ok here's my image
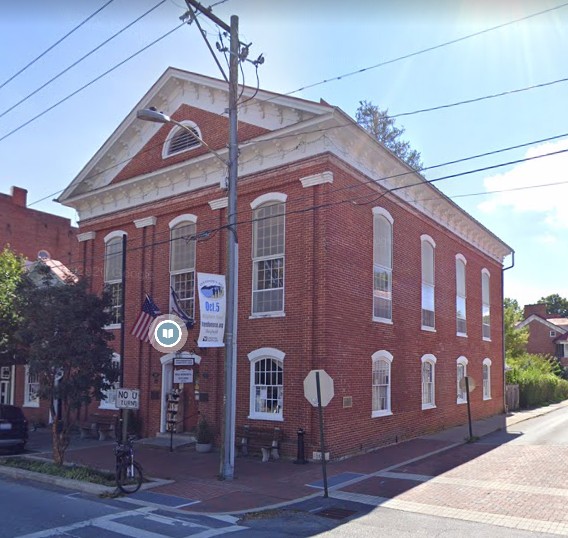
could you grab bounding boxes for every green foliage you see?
[504,298,528,359]
[0,457,116,486]
[538,294,568,317]
[506,352,568,408]
[356,100,423,170]
[0,246,25,363]
[196,416,213,444]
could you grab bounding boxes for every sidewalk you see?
[19,401,568,515]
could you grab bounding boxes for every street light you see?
[136,108,228,167]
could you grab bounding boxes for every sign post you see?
[304,369,334,498]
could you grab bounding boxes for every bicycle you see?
[114,434,143,494]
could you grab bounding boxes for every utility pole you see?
[185,0,239,480]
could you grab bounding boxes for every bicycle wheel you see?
[116,461,143,494]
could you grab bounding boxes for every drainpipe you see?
[502,251,515,413]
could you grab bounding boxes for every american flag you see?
[170,287,194,329]
[131,295,161,341]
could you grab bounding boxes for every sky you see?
[1,0,568,307]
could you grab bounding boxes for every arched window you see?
[104,231,126,326]
[483,358,492,400]
[421,354,437,409]
[373,208,393,322]
[482,269,491,340]
[372,350,393,417]
[248,348,285,421]
[456,255,467,336]
[251,194,286,315]
[169,216,197,319]
[456,356,468,404]
[163,121,202,157]
[421,235,436,330]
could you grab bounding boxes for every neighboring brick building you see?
[518,304,568,367]
[0,186,77,419]
[58,68,513,459]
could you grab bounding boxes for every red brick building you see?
[58,69,513,459]
[518,304,568,367]
[0,185,77,420]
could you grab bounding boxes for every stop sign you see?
[304,369,334,407]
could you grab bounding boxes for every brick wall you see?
[77,153,505,459]
[526,319,557,356]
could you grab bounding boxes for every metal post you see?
[316,371,329,498]
[120,234,128,444]
[220,14,239,481]
[465,376,473,441]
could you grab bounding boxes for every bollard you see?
[293,427,308,464]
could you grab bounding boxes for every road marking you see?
[332,490,568,536]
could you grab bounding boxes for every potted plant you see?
[195,417,213,453]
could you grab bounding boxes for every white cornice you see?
[300,171,334,188]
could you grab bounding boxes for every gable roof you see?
[517,313,568,335]
[57,67,513,263]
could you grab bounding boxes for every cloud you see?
[478,139,568,228]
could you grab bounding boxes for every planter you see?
[195,442,212,453]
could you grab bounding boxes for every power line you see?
[252,1,568,106]
[0,0,115,91]
[0,23,186,145]
[0,1,167,121]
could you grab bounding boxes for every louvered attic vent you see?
[165,123,201,157]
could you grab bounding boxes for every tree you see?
[504,298,528,359]
[538,294,568,318]
[16,265,118,465]
[0,246,25,365]
[356,100,423,170]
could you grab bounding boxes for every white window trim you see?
[104,231,126,329]
[482,268,491,342]
[421,354,437,410]
[169,214,198,229]
[251,194,286,317]
[162,121,202,159]
[421,235,436,331]
[372,350,393,418]
[456,254,467,337]
[99,353,120,410]
[372,207,394,324]
[483,358,492,400]
[247,348,285,421]
[23,365,39,408]
[456,356,468,405]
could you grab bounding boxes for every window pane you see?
[421,241,434,285]
[253,258,284,313]
[105,238,123,282]
[253,203,284,258]
[254,358,283,415]
[422,284,435,328]
[171,271,195,318]
[372,359,390,412]
[374,266,392,319]
[170,223,196,272]
[373,215,392,269]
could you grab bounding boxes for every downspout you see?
[502,250,515,413]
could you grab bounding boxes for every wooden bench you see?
[79,414,117,441]
[237,425,282,462]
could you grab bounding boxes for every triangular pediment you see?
[58,68,332,203]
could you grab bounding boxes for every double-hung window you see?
[456,255,467,336]
[483,358,492,400]
[372,351,393,417]
[421,354,436,409]
[248,348,285,421]
[169,216,197,319]
[104,232,126,326]
[421,235,436,330]
[373,208,393,322]
[457,356,468,404]
[482,269,491,340]
[24,365,39,407]
[251,194,286,316]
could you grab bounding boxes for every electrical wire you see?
[0,1,168,121]
[0,0,115,91]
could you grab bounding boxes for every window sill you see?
[421,326,436,333]
[373,317,393,325]
[249,312,285,320]
[372,410,393,418]
[99,403,118,411]
[421,403,436,410]
[457,399,467,405]
[104,324,122,330]
[23,402,39,408]
[457,332,468,338]
[247,413,284,422]
[483,337,491,342]
[483,396,492,401]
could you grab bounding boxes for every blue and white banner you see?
[197,273,226,348]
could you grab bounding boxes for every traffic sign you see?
[304,369,334,407]
[116,388,140,410]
